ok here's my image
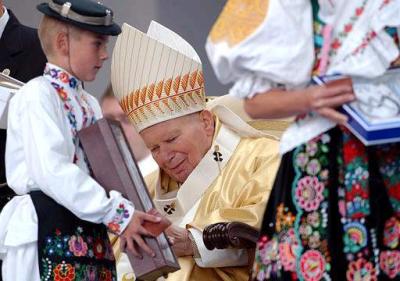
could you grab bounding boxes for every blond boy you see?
[0,1,159,280]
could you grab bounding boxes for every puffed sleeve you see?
[206,0,314,98]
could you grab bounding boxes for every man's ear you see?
[199,110,215,137]
[55,31,69,56]
[0,2,4,17]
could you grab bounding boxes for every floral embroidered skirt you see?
[252,127,400,281]
[30,191,117,281]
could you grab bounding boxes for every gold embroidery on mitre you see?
[156,80,164,99]
[140,86,147,104]
[173,76,181,94]
[189,70,198,89]
[147,84,155,101]
[123,70,205,131]
[120,99,128,113]
[181,73,189,91]
[179,95,189,107]
[209,0,269,46]
[164,79,173,96]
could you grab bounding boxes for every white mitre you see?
[111,21,205,132]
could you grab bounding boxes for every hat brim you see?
[37,3,121,36]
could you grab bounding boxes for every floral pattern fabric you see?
[252,0,400,280]
[253,128,400,280]
[43,64,96,164]
[40,226,116,281]
[106,203,130,234]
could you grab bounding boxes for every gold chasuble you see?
[145,115,280,281]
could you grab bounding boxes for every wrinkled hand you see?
[304,82,355,124]
[120,211,161,258]
[165,225,193,257]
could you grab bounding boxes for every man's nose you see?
[160,146,174,164]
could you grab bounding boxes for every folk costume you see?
[0,1,135,281]
[207,0,400,280]
[110,22,281,281]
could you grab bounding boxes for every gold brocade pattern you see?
[209,0,269,46]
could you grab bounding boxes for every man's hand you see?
[120,211,161,258]
[304,81,355,124]
[165,225,193,257]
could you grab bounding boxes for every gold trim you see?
[248,119,292,132]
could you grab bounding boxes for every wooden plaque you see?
[78,118,180,280]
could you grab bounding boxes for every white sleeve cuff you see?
[102,191,135,235]
[188,228,248,268]
[229,75,276,99]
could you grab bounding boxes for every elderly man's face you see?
[141,110,215,183]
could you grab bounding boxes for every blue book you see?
[312,68,400,145]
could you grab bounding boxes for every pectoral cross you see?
[163,202,176,215]
[213,145,223,173]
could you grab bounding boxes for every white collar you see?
[43,63,83,93]
[153,123,242,222]
[0,7,9,40]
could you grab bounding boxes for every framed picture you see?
[79,118,179,280]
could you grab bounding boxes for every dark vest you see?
[0,9,47,208]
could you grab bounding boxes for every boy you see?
[0,1,159,280]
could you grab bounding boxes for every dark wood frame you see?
[78,118,179,281]
[203,222,259,281]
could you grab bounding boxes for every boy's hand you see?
[142,208,171,237]
[120,211,161,258]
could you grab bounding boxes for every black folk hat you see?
[37,0,121,36]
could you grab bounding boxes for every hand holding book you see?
[306,77,354,124]
[313,69,400,145]
[142,208,171,237]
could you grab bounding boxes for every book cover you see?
[313,69,400,145]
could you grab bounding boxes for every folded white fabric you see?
[0,195,38,253]
[207,0,400,99]
[206,0,314,98]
